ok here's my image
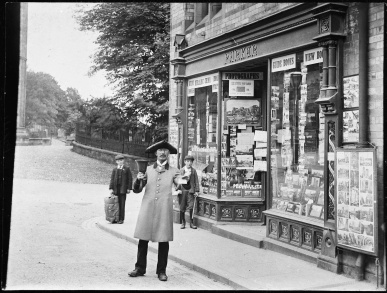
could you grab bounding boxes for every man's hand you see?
[137,172,145,180]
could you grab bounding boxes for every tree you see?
[75,3,170,140]
[26,71,65,129]
[62,88,83,135]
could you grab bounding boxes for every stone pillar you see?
[16,2,29,144]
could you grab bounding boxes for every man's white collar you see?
[157,160,167,166]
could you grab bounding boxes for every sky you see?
[27,2,113,100]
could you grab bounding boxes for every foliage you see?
[75,2,170,139]
[26,71,84,136]
[26,71,64,128]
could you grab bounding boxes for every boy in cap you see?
[129,140,191,281]
[109,154,133,224]
[177,155,199,229]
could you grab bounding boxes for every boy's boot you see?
[180,211,186,229]
[189,210,197,229]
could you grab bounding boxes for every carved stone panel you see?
[269,219,278,238]
[198,200,204,216]
[315,232,323,251]
[302,229,313,248]
[290,226,301,245]
[210,204,217,219]
[280,223,290,241]
[234,207,248,221]
[204,202,210,217]
[220,206,232,220]
[249,207,261,221]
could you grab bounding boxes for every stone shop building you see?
[169,2,385,285]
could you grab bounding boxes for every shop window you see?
[270,52,325,219]
[188,86,218,196]
[221,78,264,199]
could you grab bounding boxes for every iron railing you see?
[75,123,155,158]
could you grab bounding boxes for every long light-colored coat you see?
[133,162,182,242]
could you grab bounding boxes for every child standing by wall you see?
[109,154,133,224]
[177,155,199,229]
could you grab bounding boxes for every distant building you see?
[169,3,385,286]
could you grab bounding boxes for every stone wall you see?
[72,141,155,177]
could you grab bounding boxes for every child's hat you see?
[184,155,194,161]
[115,154,125,160]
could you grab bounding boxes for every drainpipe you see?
[358,2,369,146]
[355,2,368,281]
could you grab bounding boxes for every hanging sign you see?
[335,148,378,256]
[303,47,323,66]
[229,79,254,97]
[271,54,296,72]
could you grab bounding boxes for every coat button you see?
[157,185,160,187]
[155,197,158,200]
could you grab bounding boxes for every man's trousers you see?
[135,239,169,274]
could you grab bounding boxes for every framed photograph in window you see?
[225,99,262,126]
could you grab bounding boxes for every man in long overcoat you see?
[129,140,190,282]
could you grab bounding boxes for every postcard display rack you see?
[215,79,267,200]
[335,148,378,256]
[270,62,325,220]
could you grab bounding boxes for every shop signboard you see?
[187,73,218,96]
[303,47,323,66]
[271,54,296,72]
[335,148,378,256]
[222,72,263,80]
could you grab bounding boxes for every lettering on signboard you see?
[303,48,323,66]
[225,44,259,64]
[223,72,263,80]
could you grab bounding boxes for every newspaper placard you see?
[335,148,378,256]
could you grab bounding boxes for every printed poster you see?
[335,149,377,256]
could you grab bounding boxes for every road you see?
[6,139,232,290]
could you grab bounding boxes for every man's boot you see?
[180,211,186,229]
[189,209,197,229]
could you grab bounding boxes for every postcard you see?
[237,132,255,145]
[254,160,267,171]
[254,130,267,142]
[309,205,323,218]
[254,148,267,158]
[236,155,254,168]
[235,144,253,155]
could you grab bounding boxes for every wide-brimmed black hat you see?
[145,140,177,154]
